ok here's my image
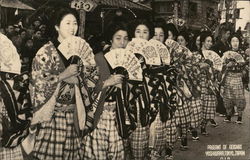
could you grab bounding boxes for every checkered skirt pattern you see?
[165,117,178,146]
[32,111,84,160]
[175,101,191,136]
[200,80,217,120]
[82,110,124,160]
[149,113,167,153]
[0,146,23,160]
[128,125,149,160]
[188,97,202,128]
[224,73,245,99]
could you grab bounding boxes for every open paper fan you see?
[165,39,180,53]
[58,36,95,66]
[149,39,170,65]
[222,51,245,63]
[126,38,161,65]
[0,33,21,74]
[105,48,143,81]
[202,50,223,71]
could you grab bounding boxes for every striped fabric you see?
[0,146,23,160]
[82,108,124,160]
[32,109,84,160]
[188,97,202,128]
[128,125,149,160]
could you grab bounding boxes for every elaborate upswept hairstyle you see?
[128,19,154,40]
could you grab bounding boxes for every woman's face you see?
[196,36,200,49]
[153,27,165,43]
[202,36,213,50]
[111,30,129,49]
[55,14,78,40]
[134,24,150,40]
[168,31,174,40]
[177,35,187,47]
[231,37,239,50]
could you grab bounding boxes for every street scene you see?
[0,0,249,160]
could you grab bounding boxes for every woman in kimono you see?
[126,19,156,160]
[29,7,102,159]
[82,22,129,160]
[177,31,203,141]
[0,33,32,160]
[199,31,218,135]
[222,34,246,124]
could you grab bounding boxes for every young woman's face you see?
[196,36,200,49]
[111,30,129,49]
[203,36,213,50]
[177,35,187,47]
[231,37,239,50]
[168,31,174,40]
[134,24,150,40]
[153,27,165,43]
[56,14,78,40]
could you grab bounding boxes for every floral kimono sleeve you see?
[30,42,64,113]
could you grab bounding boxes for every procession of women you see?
[0,3,249,160]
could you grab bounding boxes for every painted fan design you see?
[149,39,170,65]
[222,51,245,63]
[105,48,143,81]
[126,38,161,65]
[202,50,223,71]
[58,36,95,66]
[0,33,21,74]
[165,39,180,53]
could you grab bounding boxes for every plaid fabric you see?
[223,98,246,116]
[165,117,177,146]
[32,110,84,160]
[128,125,149,160]
[0,146,23,160]
[82,109,124,160]
[188,97,202,128]
[175,100,191,136]
[201,93,217,120]
[224,73,245,99]
[149,113,166,153]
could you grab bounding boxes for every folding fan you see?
[165,39,180,53]
[222,51,245,63]
[58,36,95,66]
[105,48,143,81]
[0,33,21,74]
[202,50,223,71]
[149,39,170,65]
[126,38,161,65]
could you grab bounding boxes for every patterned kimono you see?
[30,40,101,160]
[222,50,246,117]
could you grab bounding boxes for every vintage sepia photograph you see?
[0,0,249,159]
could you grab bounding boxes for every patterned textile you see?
[223,98,246,116]
[32,108,84,160]
[128,125,149,160]
[200,77,217,120]
[188,97,202,128]
[175,98,191,136]
[0,145,23,160]
[82,109,124,160]
[223,73,245,99]
[165,117,178,146]
[149,113,167,154]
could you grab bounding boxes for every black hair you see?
[128,19,154,40]
[166,23,178,40]
[177,31,189,45]
[153,19,168,41]
[200,31,214,49]
[49,7,79,38]
[229,33,242,49]
[190,32,200,52]
[104,22,129,44]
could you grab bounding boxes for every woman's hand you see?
[59,64,79,81]
[103,74,124,88]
